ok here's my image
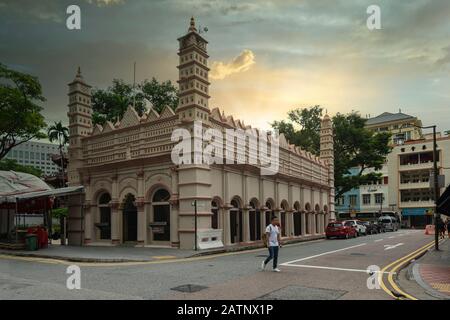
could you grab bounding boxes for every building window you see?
[375,193,384,204]
[363,194,371,205]
[349,195,357,206]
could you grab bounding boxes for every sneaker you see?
[261,261,267,271]
[273,268,281,272]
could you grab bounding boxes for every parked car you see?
[343,219,367,236]
[326,221,357,239]
[373,221,386,233]
[378,216,398,232]
[361,221,378,234]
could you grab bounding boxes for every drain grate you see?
[257,285,347,300]
[171,284,208,293]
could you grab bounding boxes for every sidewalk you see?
[411,238,450,299]
[0,244,197,263]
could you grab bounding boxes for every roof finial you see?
[76,66,82,78]
[189,16,197,32]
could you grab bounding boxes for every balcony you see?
[399,200,435,208]
[398,181,430,190]
[398,161,434,171]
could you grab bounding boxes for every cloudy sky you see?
[1,0,449,132]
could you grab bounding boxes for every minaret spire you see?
[189,16,197,32]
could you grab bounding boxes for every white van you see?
[378,216,399,232]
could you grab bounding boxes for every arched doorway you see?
[249,199,260,241]
[305,203,311,234]
[152,189,171,242]
[211,200,219,229]
[265,199,274,227]
[97,193,111,240]
[230,198,243,244]
[122,194,137,242]
[293,202,301,236]
[315,204,321,234]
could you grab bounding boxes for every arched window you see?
[97,193,111,240]
[249,199,261,241]
[211,200,219,229]
[293,202,301,236]
[230,198,243,243]
[152,189,171,242]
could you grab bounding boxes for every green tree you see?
[272,106,391,198]
[91,78,178,125]
[0,158,42,177]
[0,63,47,160]
[140,77,178,114]
[47,121,69,187]
[91,79,146,125]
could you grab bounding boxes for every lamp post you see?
[397,124,440,250]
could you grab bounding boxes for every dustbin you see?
[25,234,38,251]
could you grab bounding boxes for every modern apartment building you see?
[365,111,423,145]
[3,141,65,176]
[387,135,450,227]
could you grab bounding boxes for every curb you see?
[0,235,325,263]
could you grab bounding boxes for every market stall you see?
[0,170,84,250]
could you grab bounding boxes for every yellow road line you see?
[379,240,435,299]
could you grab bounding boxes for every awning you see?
[1,186,84,203]
[437,185,450,214]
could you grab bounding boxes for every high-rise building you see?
[3,140,65,176]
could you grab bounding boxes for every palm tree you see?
[47,121,69,188]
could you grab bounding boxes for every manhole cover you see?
[171,284,208,293]
[350,253,366,256]
[257,285,347,300]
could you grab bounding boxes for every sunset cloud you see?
[210,49,255,80]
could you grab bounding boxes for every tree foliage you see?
[47,121,69,187]
[272,106,392,198]
[0,158,42,177]
[91,77,178,125]
[0,63,47,160]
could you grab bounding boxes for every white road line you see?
[280,243,367,265]
[388,236,395,239]
[374,239,384,242]
[384,243,404,250]
[281,264,395,274]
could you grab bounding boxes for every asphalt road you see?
[0,229,432,300]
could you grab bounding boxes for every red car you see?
[326,221,357,239]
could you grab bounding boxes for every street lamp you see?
[397,124,440,250]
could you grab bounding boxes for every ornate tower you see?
[175,17,214,249]
[320,114,335,219]
[67,67,92,186]
[176,16,210,121]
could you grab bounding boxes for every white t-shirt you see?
[265,224,280,247]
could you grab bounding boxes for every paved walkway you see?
[411,238,450,299]
[0,244,197,262]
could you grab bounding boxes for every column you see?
[223,207,231,246]
[137,201,146,245]
[170,166,179,246]
[243,207,250,243]
[110,174,120,244]
[289,210,294,237]
[301,211,306,235]
[260,209,266,237]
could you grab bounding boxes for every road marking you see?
[384,243,404,250]
[388,236,395,239]
[378,240,436,300]
[374,239,384,242]
[280,243,367,265]
[281,263,395,274]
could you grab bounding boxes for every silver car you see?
[378,216,398,232]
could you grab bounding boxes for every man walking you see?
[261,216,282,272]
